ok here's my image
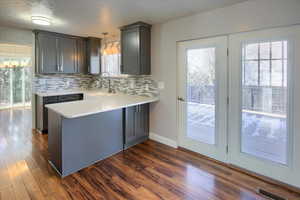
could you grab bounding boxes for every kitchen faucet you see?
[108,79,116,93]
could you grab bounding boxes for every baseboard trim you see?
[179,146,300,194]
[149,132,178,148]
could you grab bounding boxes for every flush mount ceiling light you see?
[30,0,54,26]
[31,16,51,26]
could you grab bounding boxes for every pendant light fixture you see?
[101,32,108,55]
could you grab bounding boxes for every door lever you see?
[177,97,185,102]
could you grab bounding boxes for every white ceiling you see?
[0,0,247,38]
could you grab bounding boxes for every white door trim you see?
[228,25,300,188]
[177,36,228,163]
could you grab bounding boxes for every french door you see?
[0,44,32,109]
[228,26,300,188]
[0,66,31,109]
[177,36,228,162]
[177,26,300,188]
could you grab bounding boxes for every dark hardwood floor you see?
[0,108,300,200]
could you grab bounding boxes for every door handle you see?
[177,97,185,102]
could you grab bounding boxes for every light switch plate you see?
[129,80,135,89]
[158,81,165,90]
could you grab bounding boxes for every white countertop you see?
[35,89,98,97]
[44,91,159,118]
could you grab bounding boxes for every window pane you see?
[284,41,288,59]
[283,60,287,87]
[260,42,270,59]
[241,41,288,165]
[245,43,258,60]
[260,60,270,86]
[24,67,31,104]
[272,41,282,59]
[244,61,258,86]
[12,67,23,105]
[271,60,282,87]
[186,48,215,145]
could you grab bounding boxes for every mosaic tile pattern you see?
[34,74,159,97]
[34,74,93,93]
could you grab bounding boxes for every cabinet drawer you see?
[58,94,83,102]
[44,96,59,104]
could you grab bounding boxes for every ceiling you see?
[0,0,247,38]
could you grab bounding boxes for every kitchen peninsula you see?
[46,91,158,177]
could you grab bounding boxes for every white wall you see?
[0,26,33,45]
[0,26,35,128]
[150,0,300,143]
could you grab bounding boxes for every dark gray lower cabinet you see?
[124,104,149,148]
[48,109,123,177]
[47,103,150,177]
[36,94,83,133]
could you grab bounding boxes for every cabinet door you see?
[76,39,87,74]
[136,104,149,138]
[35,95,44,132]
[121,28,140,75]
[59,37,77,73]
[87,38,101,74]
[125,106,137,144]
[37,34,59,74]
[139,27,151,75]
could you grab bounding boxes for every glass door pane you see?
[178,36,228,162]
[241,41,288,164]
[186,48,216,144]
[12,66,24,106]
[0,66,12,109]
[24,67,32,106]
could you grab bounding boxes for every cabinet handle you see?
[56,39,60,72]
[61,54,64,72]
[41,50,44,72]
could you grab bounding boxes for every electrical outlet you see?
[129,80,135,89]
[65,81,70,87]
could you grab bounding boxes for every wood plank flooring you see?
[0,108,300,200]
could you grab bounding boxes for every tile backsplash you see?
[34,74,159,97]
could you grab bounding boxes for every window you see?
[242,41,287,87]
[241,40,288,164]
[101,41,121,76]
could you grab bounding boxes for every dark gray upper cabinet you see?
[59,37,77,74]
[34,30,88,74]
[124,104,149,148]
[76,38,87,74]
[86,37,101,74]
[36,33,58,74]
[120,22,151,75]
